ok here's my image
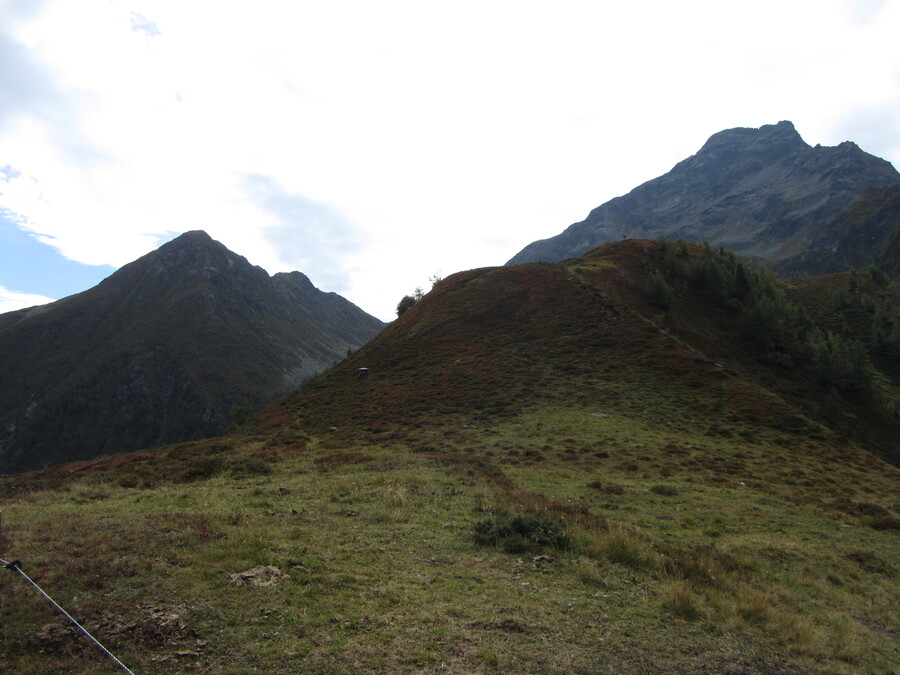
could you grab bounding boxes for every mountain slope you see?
[507,121,900,272]
[0,231,384,473]
[3,240,897,674]
[777,183,900,277]
[258,239,900,465]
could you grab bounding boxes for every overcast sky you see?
[1,0,898,320]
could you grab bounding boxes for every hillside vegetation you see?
[2,240,898,673]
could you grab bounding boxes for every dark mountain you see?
[256,239,900,466]
[507,121,900,273]
[0,230,384,473]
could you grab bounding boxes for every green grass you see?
[2,408,898,673]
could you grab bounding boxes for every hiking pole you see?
[2,557,135,674]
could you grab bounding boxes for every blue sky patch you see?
[0,214,116,298]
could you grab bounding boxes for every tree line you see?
[645,238,900,398]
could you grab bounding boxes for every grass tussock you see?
[661,581,703,621]
[585,525,658,570]
[736,592,773,625]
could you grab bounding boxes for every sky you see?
[1,0,899,321]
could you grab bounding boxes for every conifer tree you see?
[731,260,752,301]
[644,270,674,309]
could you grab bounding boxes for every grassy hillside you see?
[1,241,898,673]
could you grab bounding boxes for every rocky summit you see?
[507,121,900,273]
[0,231,384,473]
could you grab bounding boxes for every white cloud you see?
[242,173,365,292]
[0,285,54,315]
[0,0,897,321]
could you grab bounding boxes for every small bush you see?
[166,443,199,460]
[473,507,573,554]
[846,550,893,574]
[228,456,273,477]
[587,480,625,495]
[830,499,890,518]
[118,465,157,489]
[178,456,224,482]
[865,514,900,531]
[855,502,890,517]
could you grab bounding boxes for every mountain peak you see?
[167,229,214,244]
[0,231,385,473]
[154,229,233,261]
[506,121,900,269]
[153,229,221,258]
[103,230,261,293]
[691,120,807,165]
[704,119,799,143]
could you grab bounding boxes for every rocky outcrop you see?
[507,121,900,272]
[0,231,385,473]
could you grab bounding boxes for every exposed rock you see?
[28,622,80,654]
[110,609,191,647]
[228,566,289,587]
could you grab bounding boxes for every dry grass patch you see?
[661,581,702,621]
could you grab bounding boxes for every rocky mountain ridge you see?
[507,121,900,272]
[0,230,384,473]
